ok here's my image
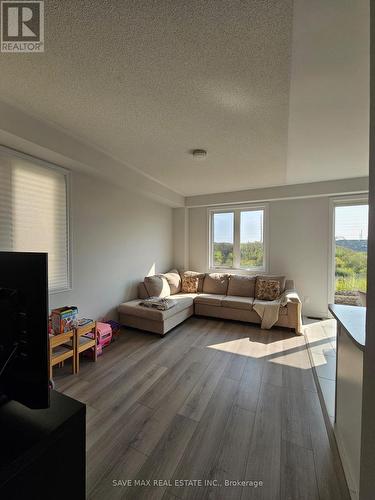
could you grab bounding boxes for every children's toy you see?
[103,320,121,341]
[96,322,112,347]
[77,318,93,327]
[83,322,112,359]
[51,306,78,334]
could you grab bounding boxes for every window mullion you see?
[233,210,241,268]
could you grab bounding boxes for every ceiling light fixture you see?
[192,149,207,160]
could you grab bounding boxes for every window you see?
[209,206,267,271]
[333,200,368,306]
[0,148,70,293]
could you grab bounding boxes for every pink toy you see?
[84,322,112,358]
[96,322,112,347]
[84,322,112,348]
[83,323,112,359]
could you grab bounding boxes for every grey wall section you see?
[188,197,332,318]
[49,171,173,320]
[359,3,375,498]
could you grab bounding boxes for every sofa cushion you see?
[221,296,254,310]
[202,273,229,295]
[227,275,256,297]
[118,295,193,321]
[162,269,181,294]
[181,275,199,293]
[180,271,205,292]
[256,274,286,292]
[194,294,226,306]
[255,278,280,301]
[144,275,171,298]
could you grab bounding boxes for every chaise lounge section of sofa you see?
[118,270,302,336]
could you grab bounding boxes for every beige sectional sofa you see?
[118,270,302,336]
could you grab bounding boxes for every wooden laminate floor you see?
[54,317,350,500]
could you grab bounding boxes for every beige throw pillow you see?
[255,279,280,301]
[144,275,171,298]
[162,269,181,294]
[227,275,256,297]
[181,275,199,293]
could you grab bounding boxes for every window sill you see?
[209,267,267,275]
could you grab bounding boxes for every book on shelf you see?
[77,318,93,327]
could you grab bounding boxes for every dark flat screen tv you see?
[0,252,49,409]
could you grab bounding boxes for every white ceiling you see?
[0,0,369,197]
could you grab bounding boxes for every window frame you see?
[208,204,269,273]
[0,145,72,294]
[328,195,369,305]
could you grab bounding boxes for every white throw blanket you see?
[139,297,177,311]
[253,289,300,330]
[253,299,281,329]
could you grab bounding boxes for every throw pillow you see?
[256,275,286,293]
[162,269,181,294]
[181,275,199,293]
[255,278,280,301]
[227,275,256,297]
[180,271,205,292]
[144,275,171,298]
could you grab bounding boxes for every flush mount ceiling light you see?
[192,149,207,160]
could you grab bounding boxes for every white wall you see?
[187,196,332,318]
[268,198,330,317]
[49,170,173,320]
[189,206,208,274]
[173,207,189,270]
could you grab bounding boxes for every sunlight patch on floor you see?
[269,350,317,369]
[206,339,243,355]
[206,334,312,367]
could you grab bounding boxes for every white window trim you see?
[0,145,72,295]
[207,204,269,274]
[328,195,369,305]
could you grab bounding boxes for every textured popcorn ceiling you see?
[0,0,294,195]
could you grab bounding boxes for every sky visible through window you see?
[214,211,263,242]
[335,205,368,240]
[213,212,233,242]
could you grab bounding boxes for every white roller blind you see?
[0,150,70,293]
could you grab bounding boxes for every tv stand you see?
[0,390,85,499]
